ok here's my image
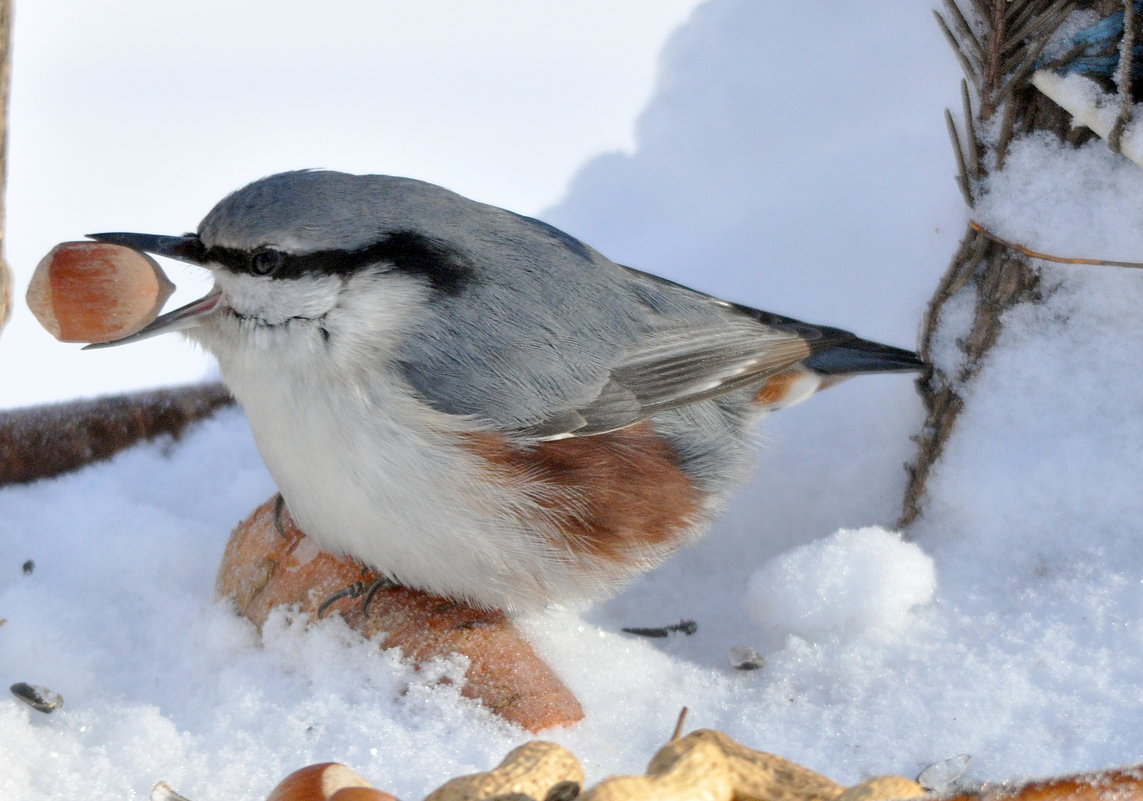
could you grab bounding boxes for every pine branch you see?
[900,0,1088,527]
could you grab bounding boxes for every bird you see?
[87,170,922,612]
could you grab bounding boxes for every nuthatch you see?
[89,170,922,611]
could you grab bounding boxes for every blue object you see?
[1041,1,1143,94]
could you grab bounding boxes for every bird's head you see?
[86,170,476,356]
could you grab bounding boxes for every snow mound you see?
[744,527,936,640]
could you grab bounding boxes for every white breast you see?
[188,271,585,609]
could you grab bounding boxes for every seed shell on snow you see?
[9,681,63,713]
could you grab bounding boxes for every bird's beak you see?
[86,231,208,264]
[83,231,221,350]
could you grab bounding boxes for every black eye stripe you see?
[202,230,472,295]
[249,249,284,275]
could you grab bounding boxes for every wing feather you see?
[525,316,816,439]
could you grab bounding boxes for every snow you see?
[743,528,937,643]
[3,1,1142,800]
[1028,71,1143,170]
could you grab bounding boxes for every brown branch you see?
[0,383,235,486]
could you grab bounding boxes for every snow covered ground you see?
[3,2,1142,800]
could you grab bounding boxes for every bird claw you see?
[271,493,289,538]
[316,575,398,618]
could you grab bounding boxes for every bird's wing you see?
[521,314,823,439]
[394,236,851,437]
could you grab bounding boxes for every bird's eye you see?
[249,249,284,276]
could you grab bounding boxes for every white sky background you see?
[0,0,701,408]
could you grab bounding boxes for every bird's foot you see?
[316,575,399,618]
[270,493,290,538]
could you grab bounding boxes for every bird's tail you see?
[747,324,922,412]
[803,337,924,376]
[734,305,923,377]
